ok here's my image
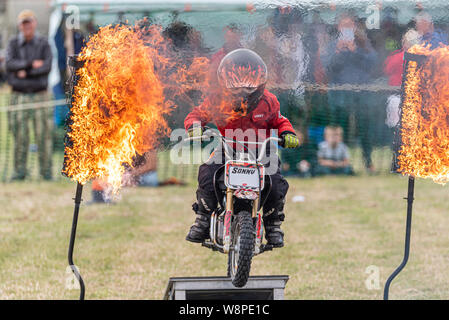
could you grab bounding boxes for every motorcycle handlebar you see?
[183,130,281,163]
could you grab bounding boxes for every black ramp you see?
[163,275,289,300]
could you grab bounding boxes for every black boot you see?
[264,218,284,248]
[186,189,217,243]
[186,212,210,243]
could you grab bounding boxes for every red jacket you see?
[383,49,404,86]
[184,89,295,139]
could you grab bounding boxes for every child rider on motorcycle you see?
[184,48,299,248]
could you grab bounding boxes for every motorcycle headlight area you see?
[224,161,265,191]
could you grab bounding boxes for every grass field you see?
[1,174,449,300]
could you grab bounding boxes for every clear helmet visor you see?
[217,48,268,91]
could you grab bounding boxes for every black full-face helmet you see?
[217,48,268,111]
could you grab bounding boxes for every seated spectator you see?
[316,126,354,176]
[125,150,159,187]
[89,149,186,204]
[90,178,112,204]
[88,151,158,204]
[123,150,186,187]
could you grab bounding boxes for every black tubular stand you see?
[385,50,426,300]
[68,182,86,300]
[383,176,415,300]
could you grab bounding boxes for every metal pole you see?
[68,182,86,300]
[383,176,415,300]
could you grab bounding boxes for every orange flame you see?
[193,89,250,128]
[63,24,174,192]
[63,21,266,191]
[398,44,449,184]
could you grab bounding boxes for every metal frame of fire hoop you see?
[383,176,414,300]
[384,52,427,300]
[64,55,86,300]
[68,182,85,300]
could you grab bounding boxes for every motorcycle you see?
[185,128,281,287]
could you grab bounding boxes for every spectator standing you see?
[322,14,378,174]
[0,47,6,83]
[415,11,448,49]
[367,12,403,80]
[303,14,331,145]
[208,23,243,87]
[5,10,53,180]
[162,21,209,130]
[251,24,278,89]
[275,19,307,127]
[384,29,420,129]
[384,29,420,87]
[316,126,354,176]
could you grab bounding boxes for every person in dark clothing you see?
[0,49,5,83]
[302,15,331,157]
[161,21,209,131]
[324,17,378,85]
[6,11,52,93]
[323,14,378,174]
[5,10,53,180]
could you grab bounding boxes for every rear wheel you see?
[227,211,255,287]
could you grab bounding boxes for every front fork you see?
[253,196,263,255]
[223,188,264,254]
[223,188,233,253]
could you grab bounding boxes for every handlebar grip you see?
[183,136,205,142]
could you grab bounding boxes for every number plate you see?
[224,161,264,191]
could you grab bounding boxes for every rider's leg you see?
[186,162,221,243]
[262,173,289,247]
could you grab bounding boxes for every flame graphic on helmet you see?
[217,49,268,89]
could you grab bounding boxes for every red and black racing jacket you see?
[184,89,296,145]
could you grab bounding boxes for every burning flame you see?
[397,44,449,184]
[192,91,251,128]
[63,21,269,191]
[64,24,181,191]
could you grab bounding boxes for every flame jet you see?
[63,23,210,192]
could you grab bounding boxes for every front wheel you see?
[227,211,255,287]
